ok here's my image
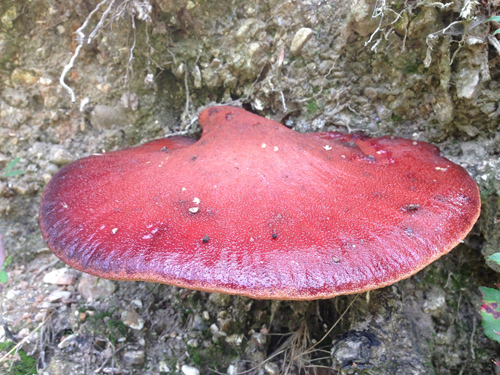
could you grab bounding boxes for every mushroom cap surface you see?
[39,106,480,300]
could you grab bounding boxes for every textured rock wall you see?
[1,0,499,374]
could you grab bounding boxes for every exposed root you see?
[60,0,114,103]
[59,0,152,103]
[218,295,359,375]
[424,21,465,68]
[124,14,137,86]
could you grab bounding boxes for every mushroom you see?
[39,106,480,300]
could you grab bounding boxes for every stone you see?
[290,28,314,56]
[434,93,454,125]
[456,68,480,99]
[191,314,208,331]
[1,7,17,29]
[202,67,222,89]
[348,0,379,37]
[208,292,231,307]
[235,19,255,42]
[44,355,82,374]
[158,361,171,372]
[121,310,145,330]
[225,334,244,346]
[122,350,145,365]
[46,290,72,302]
[181,365,200,375]
[49,146,73,166]
[11,69,37,86]
[77,273,116,302]
[90,105,129,129]
[408,7,438,39]
[331,287,434,373]
[264,362,279,375]
[58,334,78,349]
[192,65,202,89]
[120,92,139,111]
[422,287,447,317]
[175,63,186,78]
[43,268,76,285]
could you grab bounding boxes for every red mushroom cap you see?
[39,106,480,300]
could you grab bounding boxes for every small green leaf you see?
[486,16,500,23]
[480,286,500,343]
[3,157,25,177]
[4,157,20,172]
[4,169,25,177]
[489,253,500,265]
[493,29,500,36]
[1,255,13,270]
[0,271,7,284]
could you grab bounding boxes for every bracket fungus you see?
[39,106,480,300]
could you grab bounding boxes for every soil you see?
[1,1,499,374]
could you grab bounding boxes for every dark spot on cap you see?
[344,141,359,149]
[272,230,277,239]
[160,146,169,153]
[208,107,221,116]
[202,235,210,243]
[225,112,236,121]
[191,155,197,161]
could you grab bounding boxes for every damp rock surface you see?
[0,0,498,374]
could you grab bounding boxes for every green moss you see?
[86,310,128,344]
[0,341,37,375]
[391,113,403,124]
[307,99,319,116]
[186,341,239,372]
[404,60,420,74]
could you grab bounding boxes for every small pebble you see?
[291,27,314,56]
[58,334,77,349]
[77,273,116,302]
[264,362,279,375]
[181,365,200,375]
[121,310,145,330]
[46,290,71,302]
[227,364,238,375]
[122,350,145,365]
[158,361,171,373]
[43,268,76,285]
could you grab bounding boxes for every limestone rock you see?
[290,27,314,56]
[77,273,116,302]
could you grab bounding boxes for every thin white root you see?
[87,0,117,44]
[124,14,137,85]
[60,0,114,103]
[184,68,190,115]
[280,91,288,112]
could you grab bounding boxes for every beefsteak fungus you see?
[39,106,480,300]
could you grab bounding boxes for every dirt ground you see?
[1,1,500,374]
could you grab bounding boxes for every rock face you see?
[331,287,433,374]
[77,274,116,302]
[0,0,498,374]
